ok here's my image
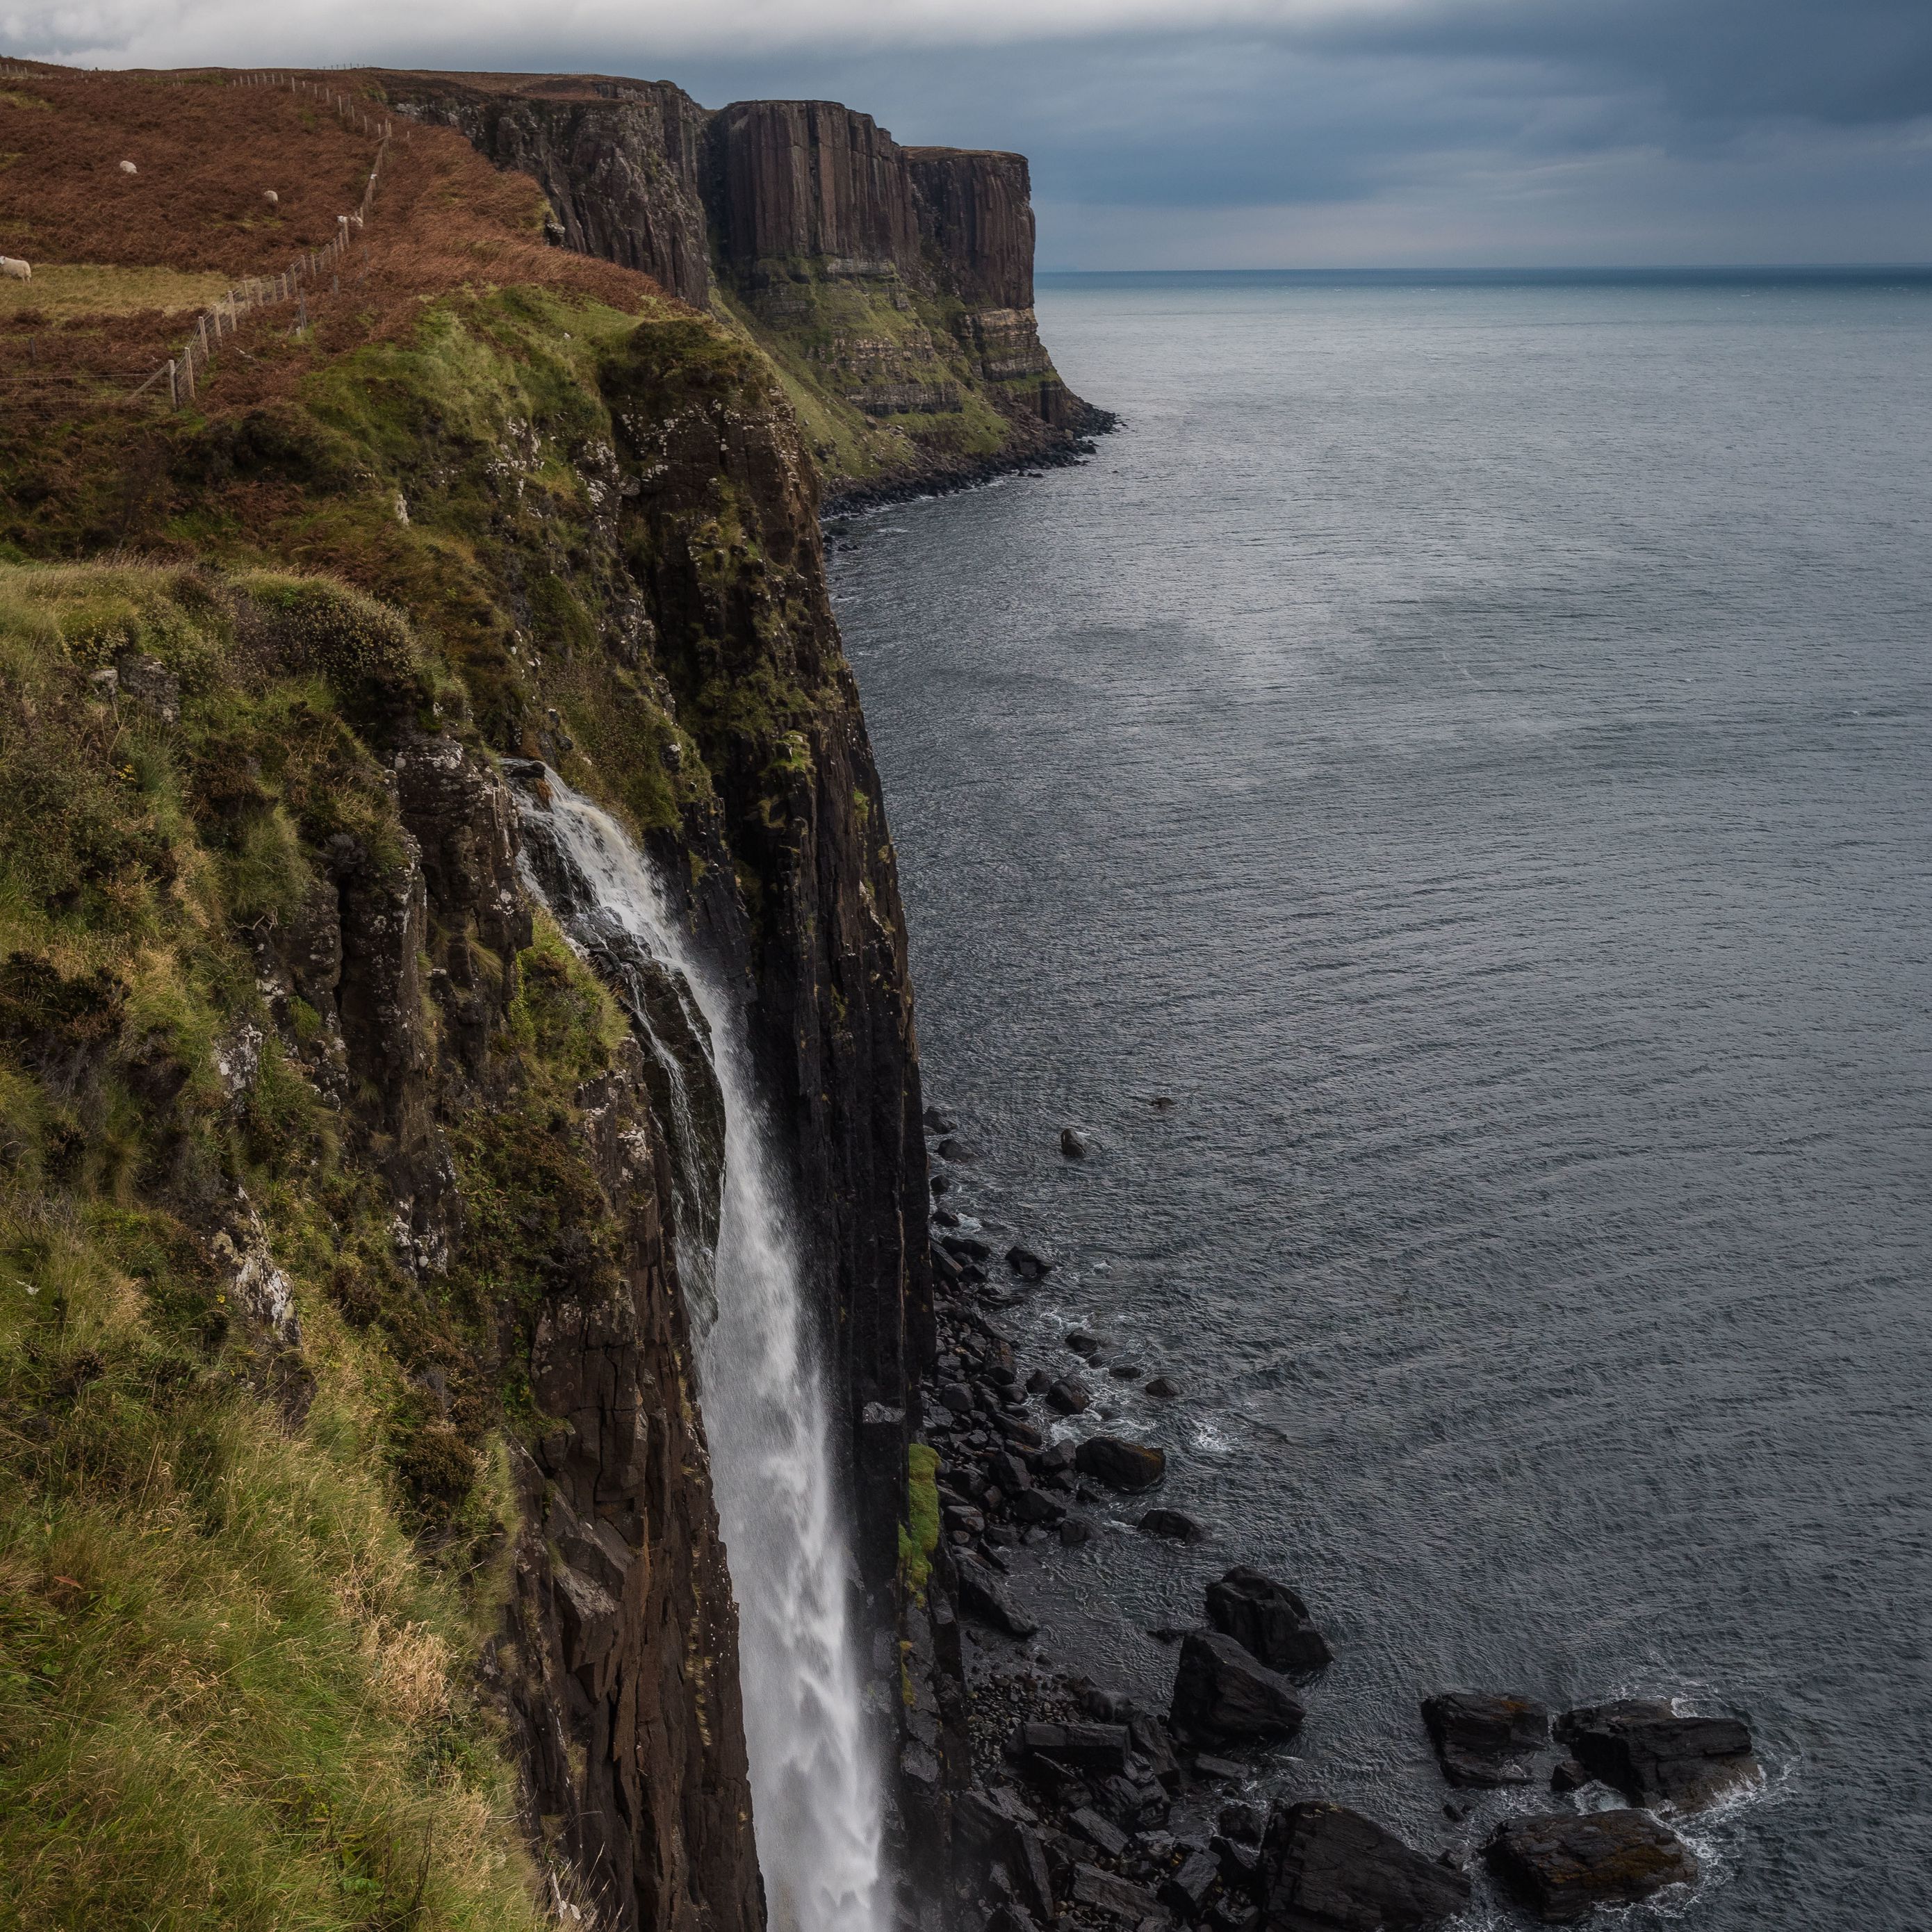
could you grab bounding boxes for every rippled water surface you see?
[830,270,1932,1930]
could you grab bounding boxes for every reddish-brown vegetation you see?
[0,65,662,423]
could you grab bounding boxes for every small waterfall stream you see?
[514,769,885,1932]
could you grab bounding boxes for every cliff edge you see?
[379,71,1111,505]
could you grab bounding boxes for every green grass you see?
[0,561,548,1931]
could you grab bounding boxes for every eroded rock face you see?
[1259,1801,1472,1932]
[1485,1809,1698,1923]
[1556,1700,1758,1810]
[502,1047,760,1932]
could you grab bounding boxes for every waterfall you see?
[514,768,885,1932]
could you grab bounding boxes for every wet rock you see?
[944,1234,993,1261]
[944,1503,987,1536]
[989,1450,1033,1493]
[1084,1689,1182,1791]
[940,1383,975,1415]
[1072,1863,1168,1924]
[1058,1514,1093,1547]
[1145,1375,1182,1398]
[1191,1751,1248,1783]
[1070,1805,1131,1858]
[1219,1803,1266,1845]
[1066,1328,1102,1355]
[956,1790,1056,1922]
[1026,1368,1053,1394]
[1164,1849,1221,1915]
[1011,1488,1067,1527]
[1015,1721,1133,1774]
[1421,1692,1550,1787]
[1139,1507,1209,1544]
[1215,1833,1263,1896]
[1485,1810,1698,1923]
[1076,1435,1167,1491]
[1170,1632,1304,1741]
[924,1106,958,1132]
[937,1136,976,1161]
[1061,1126,1090,1158]
[1258,1801,1472,1931]
[1109,1361,1144,1380]
[1047,1377,1092,1415]
[957,1553,1039,1638]
[932,1172,951,1195]
[1555,1701,1756,1810]
[1007,1243,1053,1279]
[1549,1757,1593,1794]
[1206,1566,1333,1675]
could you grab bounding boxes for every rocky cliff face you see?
[382,69,1110,502]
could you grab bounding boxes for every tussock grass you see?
[0,561,547,1932]
[0,263,233,321]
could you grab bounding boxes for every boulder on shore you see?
[1170,1630,1304,1740]
[1206,1566,1333,1674]
[1421,1691,1550,1787]
[1556,1700,1757,1810]
[1061,1126,1090,1158]
[956,1554,1038,1638]
[1007,1243,1052,1279]
[1047,1377,1091,1415]
[1074,1435,1166,1491]
[1485,1809,1698,1923]
[1259,1801,1472,1931]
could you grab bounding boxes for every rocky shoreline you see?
[910,1108,1762,1931]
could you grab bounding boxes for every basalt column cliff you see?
[384,72,1111,503]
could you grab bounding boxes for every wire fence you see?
[0,67,396,410]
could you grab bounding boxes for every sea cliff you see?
[380,72,1111,505]
[0,63,952,1929]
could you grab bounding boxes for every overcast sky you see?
[15,1,1932,266]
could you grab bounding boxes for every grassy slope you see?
[0,74,848,1931]
[0,562,580,1931]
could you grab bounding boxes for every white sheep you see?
[118,159,138,175]
[263,189,279,206]
[0,256,29,281]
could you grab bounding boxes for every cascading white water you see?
[516,772,885,1932]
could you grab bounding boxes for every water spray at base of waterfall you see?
[514,769,884,1932]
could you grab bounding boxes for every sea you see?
[828,269,1932,1930]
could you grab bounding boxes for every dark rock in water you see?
[932,1205,961,1227]
[1007,1243,1053,1279]
[1066,1328,1102,1355]
[1109,1361,1144,1380]
[1421,1691,1550,1787]
[1047,1377,1092,1415]
[1486,1810,1698,1922]
[1139,1507,1208,1544]
[1083,1689,1182,1791]
[1145,1375,1182,1398]
[1206,1566,1333,1675]
[1170,1632,1304,1740]
[1549,1756,1593,1794]
[1058,1514,1093,1547]
[944,1232,993,1262]
[1220,1802,1267,1844]
[1076,1435,1167,1491]
[931,1172,951,1194]
[1061,1125,1090,1159]
[1026,1368,1052,1394]
[923,1106,958,1133]
[1556,1700,1757,1810]
[1259,1801,1472,1931]
[956,1554,1038,1637]
[1192,1751,1248,1782]
[935,1136,975,1162]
